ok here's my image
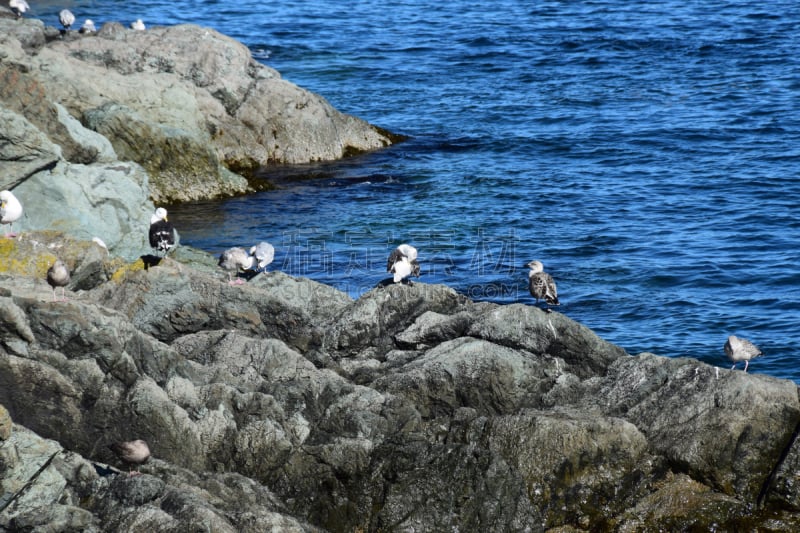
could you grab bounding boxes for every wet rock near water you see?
[0,15,400,260]
[0,18,398,204]
[1,235,799,531]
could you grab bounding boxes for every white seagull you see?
[249,242,275,272]
[218,247,252,285]
[130,19,146,31]
[387,244,420,284]
[725,335,763,373]
[218,242,275,285]
[0,190,23,237]
[80,19,97,34]
[9,0,29,18]
[59,9,75,31]
[526,260,560,308]
[148,207,177,257]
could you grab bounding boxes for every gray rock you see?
[0,107,61,189]
[54,102,117,163]
[26,23,398,202]
[0,235,799,530]
[0,17,46,53]
[12,161,153,259]
[0,404,11,440]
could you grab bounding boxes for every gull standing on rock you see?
[130,19,145,30]
[46,259,70,301]
[149,207,177,257]
[9,0,29,18]
[79,19,96,33]
[59,9,75,32]
[249,242,275,272]
[725,335,762,372]
[526,260,559,308]
[387,244,420,284]
[218,247,253,285]
[0,190,23,237]
[108,439,151,476]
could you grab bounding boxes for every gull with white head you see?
[387,244,420,284]
[526,260,559,309]
[149,207,177,257]
[9,0,29,18]
[59,9,75,32]
[0,190,23,237]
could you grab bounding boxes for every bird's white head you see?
[397,244,418,261]
[154,207,168,222]
[526,260,544,274]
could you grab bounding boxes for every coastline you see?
[2,10,800,531]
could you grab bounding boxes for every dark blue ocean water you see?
[35,1,800,381]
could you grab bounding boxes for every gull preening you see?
[725,335,762,372]
[108,439,151,475]
[80,19,96,34]
[0,190,23,237]
[218,242,274,285]
[59,9,75,31]
[46,259,70,302]
[9,0,29,18]
[249,242,275,272]
[130,19,146,31]
[387,244,420,284]
[218,247,250,285]
[148,207,177,257]
[526,260,559,308]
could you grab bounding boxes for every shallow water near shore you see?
[40,1,800,381]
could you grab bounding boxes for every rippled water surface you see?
[37,1,800,381]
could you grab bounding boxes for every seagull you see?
[387,244,420,284]
[526,260,559,308]
[725,335,762,372]
[59,9,75,32]
[130,19,145,31]
[46,259,70,301]
[108,439,151,476]
[79,19,96,34]
[249,242,275,272]
[218,247,253,285]
[0,190,23,237]
[9,0,29,18]
[148,207,177,257]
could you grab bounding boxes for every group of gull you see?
[8,1,145,33]
[0,187,768,373]
[142,204,764,373]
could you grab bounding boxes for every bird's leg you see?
[60,287,67,302]
[52,288,57,302]
[744,361,749,373]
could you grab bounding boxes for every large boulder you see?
[24,22,398,202]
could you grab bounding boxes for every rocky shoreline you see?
[1,234,800,531]
[2,8,800,533]
[0,10,401,205]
